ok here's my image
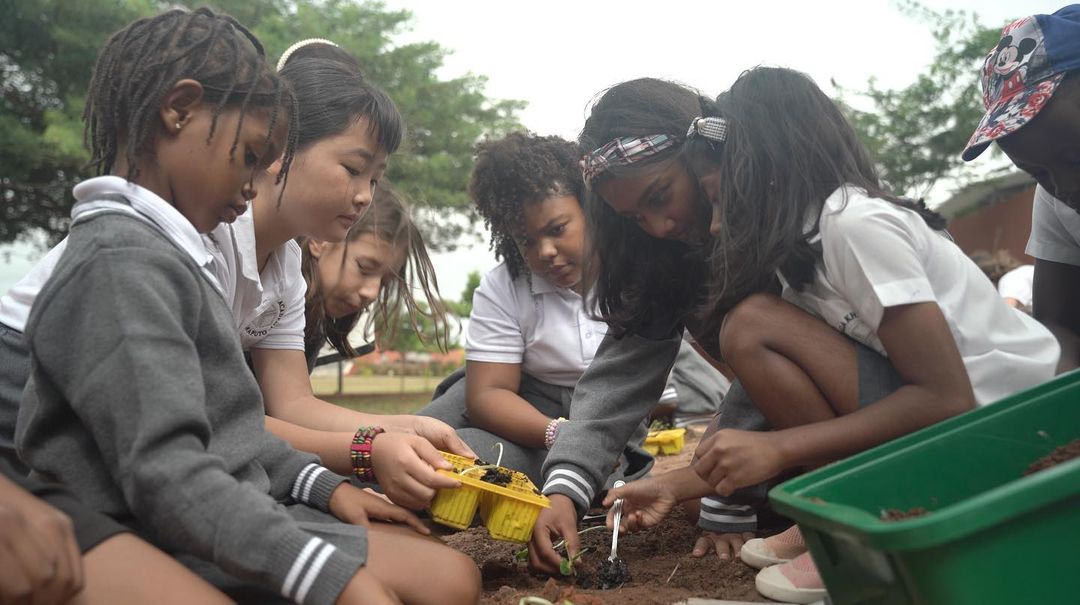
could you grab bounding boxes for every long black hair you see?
[469,132,584,280]
[696,67,945,311]
[85,7,296,181]
[277,42,403,155]
[578,78,715,338]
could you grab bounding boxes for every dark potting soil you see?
[597,557,631,589]
[446,513,763,605]
[1024,439,1080,476]
[880,507,929,522]
[480,467,513,487]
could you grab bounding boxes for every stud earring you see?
[175,123,182,131]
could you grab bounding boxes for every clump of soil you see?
[880,507,929,522]
[597,557,631,589]
[480,467,513,487]
[1025,439,1080,476]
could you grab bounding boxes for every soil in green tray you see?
[1024,439,1080,476]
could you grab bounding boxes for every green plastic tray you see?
[770,370,1080,605]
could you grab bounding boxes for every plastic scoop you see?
[609,480,625,562]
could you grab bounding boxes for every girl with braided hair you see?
[1,38,474,513]
[9,9,480,605]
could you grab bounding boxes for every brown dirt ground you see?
[1024,438,1080,475]
[443,428,769,605]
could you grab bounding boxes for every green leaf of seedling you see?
[559,557,574,577]
[514,546,529,561]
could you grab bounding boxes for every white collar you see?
[229,208,266,289]
[71,176,214,268]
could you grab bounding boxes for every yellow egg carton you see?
[428,452,550,543]
[643,427,688,456]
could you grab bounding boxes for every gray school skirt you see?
[0,322,29,471]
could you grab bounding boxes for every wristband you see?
[544,417,566,450]
[350,425,385,483]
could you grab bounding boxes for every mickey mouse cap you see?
[962,5,1080,161]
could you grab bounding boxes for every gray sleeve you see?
[1026,186,1080,266]
[28,250,359,605]
[541,331,681,513]
[697,496,757,533]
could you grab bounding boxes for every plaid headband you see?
[581,134,677,187]
[687,116,728,143]
[581,117,729,187]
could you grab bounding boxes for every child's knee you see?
[439,549,481,604]
[719,293,786,361]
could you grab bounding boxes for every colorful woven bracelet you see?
[350,425,385,483]
[544,417,566,450]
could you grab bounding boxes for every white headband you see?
[276,38,340,72]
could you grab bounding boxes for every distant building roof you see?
[937,172,1036,220]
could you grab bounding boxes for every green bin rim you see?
[769,370,1080,552]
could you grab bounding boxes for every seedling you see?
[518,598,574,605]
[558,547,594,577]
[513,525,607,562]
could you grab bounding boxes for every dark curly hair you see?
[469,132,584,279]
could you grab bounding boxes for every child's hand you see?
[602,477,678,533]
[692,531,755,560]
[382,415,476,458]
[0,477,84,604]
[527,494,579,574]
[371,432,462,510]
[328,483,430,535]
[693,429,785,496]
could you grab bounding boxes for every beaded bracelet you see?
[544,417,566,450]
[350,425,385,483]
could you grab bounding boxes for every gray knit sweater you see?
[16,212,360,605]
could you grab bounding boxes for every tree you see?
[1,0,523,250]
[836,1,1004,199]
[446,269,481,318]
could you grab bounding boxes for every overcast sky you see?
[1,0,1065,301]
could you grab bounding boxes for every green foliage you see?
[1,0,522,249]
[377,301,446,354]
[837,1,1003,198]
[446,269,481,317]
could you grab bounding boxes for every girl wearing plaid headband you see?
[580,68,1058,603]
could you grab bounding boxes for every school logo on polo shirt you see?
[245,300,285,338]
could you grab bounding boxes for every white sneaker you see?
[755,552,828,604]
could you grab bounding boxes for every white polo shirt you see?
[997,265,1034,307]
[0,176,216,332]
[205,209,306,351]
[465,263,607,388]
[781,185,1059,406]
[1026,185,1080,267]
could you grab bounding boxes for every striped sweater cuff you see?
[291,463,348,512]
[697,496,757,534]
[542,466,596,514]
[270,533,364,605]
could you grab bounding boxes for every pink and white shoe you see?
[740,524,807,569]
[755,552,827,604]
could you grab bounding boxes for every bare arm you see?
[1032,259,1080,372]
[465,361,551,449]
[251,348,385,432]
[773,302,975,468]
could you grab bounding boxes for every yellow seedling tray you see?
[428,452,550,543]
[643,428,687,456]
